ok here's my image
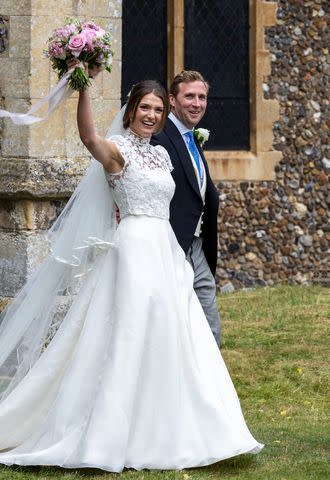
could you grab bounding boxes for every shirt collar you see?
[168,112,192,136]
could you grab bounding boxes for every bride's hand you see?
[66,59,104,79]
[67,57,80,71]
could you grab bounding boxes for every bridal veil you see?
[0,106,126,401]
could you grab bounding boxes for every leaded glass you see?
[121,1,168,103]
[185,0,250,150]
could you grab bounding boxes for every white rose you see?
[197,128,210,141]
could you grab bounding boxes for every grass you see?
[0,285,329,480]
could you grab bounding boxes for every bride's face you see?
[130,93,164,137]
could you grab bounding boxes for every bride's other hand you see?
[87,63,104,79]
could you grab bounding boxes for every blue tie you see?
[184,131,204,185]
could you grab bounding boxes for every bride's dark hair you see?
[123,80,169,132]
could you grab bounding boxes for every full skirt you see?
[0,216,263,472]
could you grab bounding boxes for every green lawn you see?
[0,286,329,480]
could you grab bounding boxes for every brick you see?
[92,98,121,137]
[30,57,50,98]
[9,15,31,58]
[63,97,90,158]
[0,1,31,16]
[0,157,90,198]
[75,0,122,18]
[0,58,30,97]
[1,98,31,157]
[31,0,72,16]
[0,231,49,296]
[29,101,66,157]
[30,14,65,63]
[0,232,28,296]
[93,0,122,18]
[103,59,121,100]
[0,199,62,231]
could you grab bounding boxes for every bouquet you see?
[0,18,114,125]
[45,18,114,91]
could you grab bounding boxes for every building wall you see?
[0,1,329,307]
[0,1,122,309]
[216,0,329,289]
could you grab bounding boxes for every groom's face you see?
[169,81,207,129]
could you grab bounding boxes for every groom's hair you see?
[170,71,209,97]
[123,80,169,131]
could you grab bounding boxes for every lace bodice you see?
[104,130,175,220]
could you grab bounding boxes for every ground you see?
[0,285,329,480]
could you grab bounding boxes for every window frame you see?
[167,0,281,181]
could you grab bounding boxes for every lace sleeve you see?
[154,145,174,172]
[104,135,130,183]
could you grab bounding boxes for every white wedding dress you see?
[0,130,263,472]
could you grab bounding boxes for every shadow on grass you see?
[2,464,109,478]
[3,455,258,478]
[192,454,256,474]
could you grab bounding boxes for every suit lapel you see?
[164,119,201,199]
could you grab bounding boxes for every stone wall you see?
[217,0,330,290]
[0,1,122,307]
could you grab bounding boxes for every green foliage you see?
[0,286,329,480]
[68,66,91,91]
[50,58,67,79]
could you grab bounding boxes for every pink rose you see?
[67,33,86,57]
[83,22,104,32]
[83,23,105,39]
[83,21,97,29]
[55,24,78,41]
[83,29,96,51]
[49,42,66,59]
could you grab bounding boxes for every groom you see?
[151,71,221,346]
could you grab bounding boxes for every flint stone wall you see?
[216,0,329,290]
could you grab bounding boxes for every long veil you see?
[0,106,126,401]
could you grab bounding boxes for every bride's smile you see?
[130,93,164,138]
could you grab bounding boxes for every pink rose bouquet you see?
[45,18,114,91]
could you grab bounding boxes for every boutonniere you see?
[193,127,210,148]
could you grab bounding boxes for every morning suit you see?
[151,117,221,344]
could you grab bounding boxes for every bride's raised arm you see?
[75,62,124,174]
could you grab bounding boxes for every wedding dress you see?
[0,129,263,472]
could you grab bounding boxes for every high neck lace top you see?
[104,129,175,220]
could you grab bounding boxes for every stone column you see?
[0,1,122,309]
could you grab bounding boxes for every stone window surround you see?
[167,0,282,181]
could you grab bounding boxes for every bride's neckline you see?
[126,128,151,145]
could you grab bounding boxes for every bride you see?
[0,63,263,472]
